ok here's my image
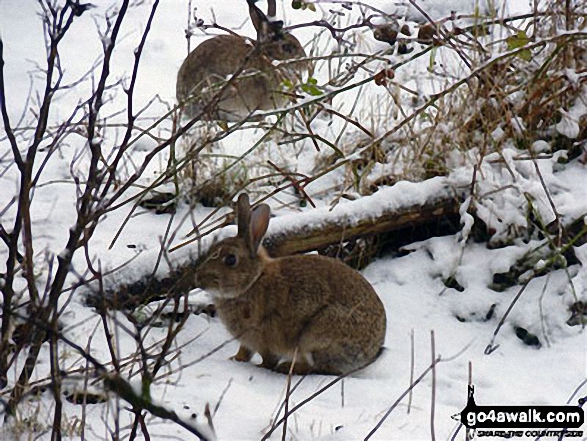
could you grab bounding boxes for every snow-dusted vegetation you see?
[0,0,585,439]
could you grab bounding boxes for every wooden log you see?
[263,176,465,256]
[89,177,467,309]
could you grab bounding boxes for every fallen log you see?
[87,177,467,309]
[264,177,464,256]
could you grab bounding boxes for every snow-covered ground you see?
[0,0,585,440]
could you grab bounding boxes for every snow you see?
[556,86,587,139]
[0,0,586,440]
[267,175,460,237]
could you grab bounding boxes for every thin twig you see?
[365,342,472,440]
[430,330,436,441]
[484,277,533,355]
[261,366,363,441]
[407,329,414,414]
[282,347,298,441]
[364,356,442,440]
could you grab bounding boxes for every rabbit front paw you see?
[230,345,254,363]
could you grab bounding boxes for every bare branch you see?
[0,39,23,169]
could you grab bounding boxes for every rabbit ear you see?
[247,0,282,43]
[247,204,270,257]
[266,0,276,18]
[245,0,276,18]
[248,0,269,37]
[236,193,251,238]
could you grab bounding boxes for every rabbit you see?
[195,193,387,375]
[176,0,309,122]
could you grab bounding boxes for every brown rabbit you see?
[176,0,309,122]
[195,194,387,375]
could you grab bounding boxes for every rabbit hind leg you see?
[299,309,373,375]
[259,350,280,370]
[273,356,317,376]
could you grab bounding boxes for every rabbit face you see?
[263,33,306,62]
[195,236,264,299]
[176,0,310,122]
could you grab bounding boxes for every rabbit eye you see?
[224,254,237,267]
[281,43,295,54]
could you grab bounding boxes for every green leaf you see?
[301,83,322,96]
[517,49,532,61]
[292,1,316,11]
[300,77,322,96]
[507,30,530,50]
[506,30,532,61]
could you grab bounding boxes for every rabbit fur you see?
[176,0,309,122]
[195,194,387,375]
